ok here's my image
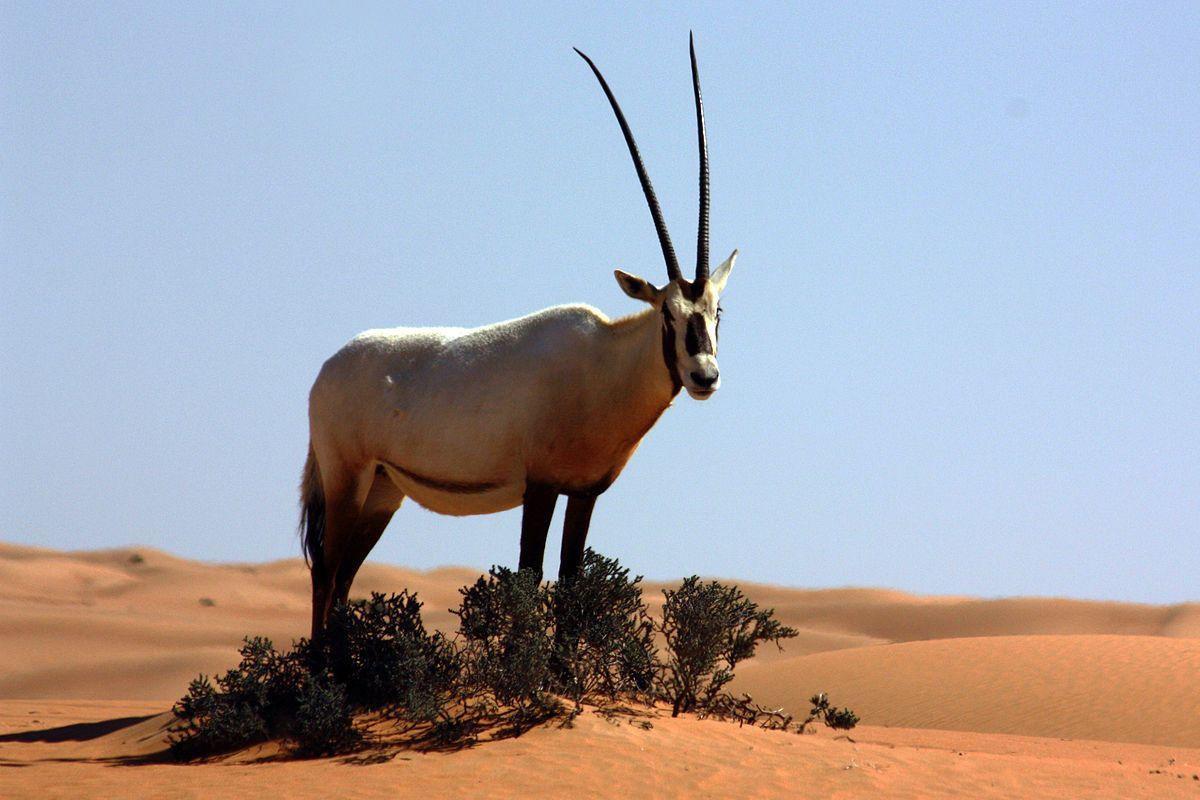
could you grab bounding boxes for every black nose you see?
[690,370,719,389]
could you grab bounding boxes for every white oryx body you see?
[301,35,738,637]
[309,303,675,518]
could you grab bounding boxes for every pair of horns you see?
[575,32,711,284]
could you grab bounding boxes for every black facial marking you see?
[685,312,713,356]
[660,305,682,396]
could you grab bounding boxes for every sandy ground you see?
[2,541,1198,798]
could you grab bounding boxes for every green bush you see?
[169,636,362,758]
[551,549,657,703]
[292,671,360,756]
[322,591,461,722]
[169,674,269,758]
[169,637,302,758]
[171,553,853,759]
[453,567,556,716]
[804,692,859,731]
[220,636,308,715]
[656,576,799,716]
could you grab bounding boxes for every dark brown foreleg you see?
[519,482,558,578]
[552,494,598,681]
[559,494,597,580]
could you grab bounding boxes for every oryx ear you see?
[614,270,662,303]
[710,249,737,293]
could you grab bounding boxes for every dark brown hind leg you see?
[311,498,358,639]
[332,469,404,607]
[310,464,372,639]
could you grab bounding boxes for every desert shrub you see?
[218,636,307,715]
[171,591,473,760]
[551,549,657,703]
[170,635,362,758]
[321,591,461,722]
[169,637,295,758]
[291,670,360,756]
[802,692,859,732]
[169,674,269,758]
[171,552,851,760]
[453,566,557,717]
[697,689,859,735]
[656,576,798,716]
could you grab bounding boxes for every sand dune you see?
[735,635,1200,747]
[2,541,1199,798]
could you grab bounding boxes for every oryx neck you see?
[609,306,680,408]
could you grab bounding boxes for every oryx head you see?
[577,34,738,401]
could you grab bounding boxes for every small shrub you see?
[292,671,360,756]
[803,692,859,732]
[217,636,306,719]
[551,549,657,703]
[169,636,298,757]
[169,675,268,758]
[701,690,859,735]
[656,576,798,716]
[453,567,556,715]
[170,636,354,758]
[322,591,461,722]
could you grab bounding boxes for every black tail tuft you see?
[299,443,326,576]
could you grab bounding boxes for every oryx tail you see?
[299,442,326,575]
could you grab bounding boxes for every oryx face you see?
[579,34,738,401]
[615,251,736,400]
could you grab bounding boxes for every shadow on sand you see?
[0,713,178,768]
[0,715,157,744]
[0,702,660,767]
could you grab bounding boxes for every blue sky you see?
[2,2,1197,602]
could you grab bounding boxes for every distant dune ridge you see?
[2,541,1199,799]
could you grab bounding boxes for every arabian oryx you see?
[301,35,737,637]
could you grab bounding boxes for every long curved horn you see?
[575,47,682,283]
[690,32,710,282]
